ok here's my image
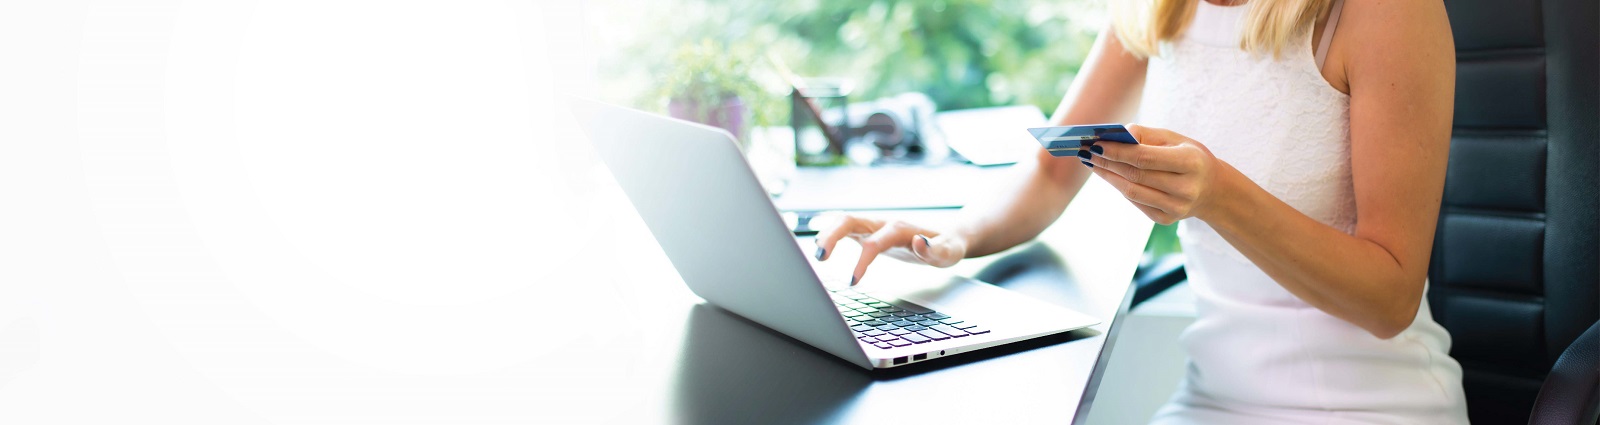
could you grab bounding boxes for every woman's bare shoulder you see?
[1328,0,1454,94]
[1337,0,1455,68]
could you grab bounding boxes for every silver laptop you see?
[571,98,1098,369]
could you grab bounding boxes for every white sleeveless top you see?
[1138,2,1468,423]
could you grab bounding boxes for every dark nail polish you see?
[850,275,858,286]
[1090,145,1104,155]
[815,246,825,260]
[918,235,931,247]
[1081,159,1095,168]
[1076,150,1091,160]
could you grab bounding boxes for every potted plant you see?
[656,40,765,146]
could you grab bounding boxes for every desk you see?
[44,150,1148,424]
[563,176,1153,423]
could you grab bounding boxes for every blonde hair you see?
[1112,0,1332,58]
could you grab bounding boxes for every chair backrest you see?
[1529,321,1600,425]
[1430,0,1599,423]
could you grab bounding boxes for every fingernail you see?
[1091,145,1104,155]
[1080,159,1095,168]
[1076,150,1091,160]
[814,246,825,260]
[918,235,931,248]
[850,275,858,286]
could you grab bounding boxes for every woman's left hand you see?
[1081,124,1228,225]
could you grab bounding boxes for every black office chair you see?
[1529,320,1600,425]
[1130,0,1599,422]
[1433,0,1599,422]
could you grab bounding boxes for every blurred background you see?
[590,0,1101,125]
[581,0,1180,259]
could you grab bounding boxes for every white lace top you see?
[1138,2,1469,423]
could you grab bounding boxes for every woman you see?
[815,0,1465,422]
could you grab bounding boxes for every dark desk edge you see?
[1071,282,1139,424]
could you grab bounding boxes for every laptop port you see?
[912,353,927,361]
[893,356,908,365]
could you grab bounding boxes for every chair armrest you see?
[1529,320,1600,425]
[1129,254,1186,309]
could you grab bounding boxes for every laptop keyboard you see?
[830,289,990,350]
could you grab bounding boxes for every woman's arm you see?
[815,25,1147,284]
[1215,0,1455,339]
[953,24,1148,257]
[1084,0,1455,339]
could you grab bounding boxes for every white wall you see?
[0,1,622,422]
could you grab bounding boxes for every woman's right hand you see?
[813,215,969,286]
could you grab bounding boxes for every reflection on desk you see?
[672,299,1108,424]
[672,305,871,424]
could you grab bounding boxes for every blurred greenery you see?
[1147,223,1181,258]
[654,40,761,104]
[587,0,1181,258]
[591,0,1107,120]
[652,40,771,141]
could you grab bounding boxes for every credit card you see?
[1028,124,1138,157]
